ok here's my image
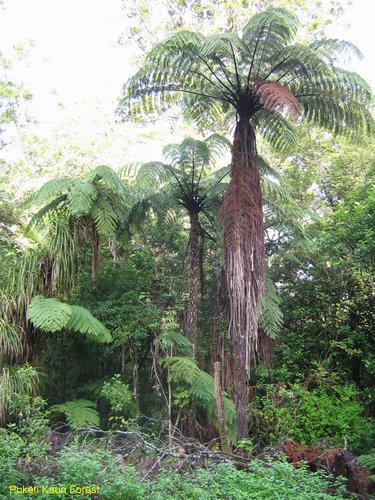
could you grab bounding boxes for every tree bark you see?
[220,117,265,439]
[186,211,200,359]
[214,361,231,453]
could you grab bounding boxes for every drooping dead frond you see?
[250,76,301,119]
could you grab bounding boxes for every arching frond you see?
[86,165,123,192]
[27,295,111,342]
[243,8,299,79]
[91,192,119,237]
[27,295,72,332]
[255,110,297,153]
[67,181,98,216]
[66,305,112,343]
[50,399,100,429]
[23,178,76,209]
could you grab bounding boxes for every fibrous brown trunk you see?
[220,117,265,439]
[187,211,200,359]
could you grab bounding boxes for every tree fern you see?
[119,6,373,439]
[50,399,100,429]
[27,295,72,333]
[27,296,112,342]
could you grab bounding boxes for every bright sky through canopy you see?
[0,0,374,141]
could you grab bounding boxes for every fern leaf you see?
[27,295,72,333]
[86,165,123,190]
[23,178,76,209]
[50,399,100,429]
[259,275,283,339]
[67,181,98,216]
[165,356,200,385]
[66,305,112,343]
[91,193,119,236]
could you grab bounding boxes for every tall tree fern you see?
[118,7,373,438]
[125,135,230,358]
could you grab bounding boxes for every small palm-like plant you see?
[25,165,128,283]
[118,8,373,437]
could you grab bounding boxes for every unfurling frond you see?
[251,76,300,119]
[50,399,100,429]
[27,295,111,342]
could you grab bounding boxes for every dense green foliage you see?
[1,3,374,497]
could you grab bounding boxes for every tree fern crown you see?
[118,7,373,140]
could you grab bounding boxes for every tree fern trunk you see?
[187,210,200,359]
[220,117,265,439]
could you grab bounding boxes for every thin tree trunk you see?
[91,229,100,282]
[214,361,231,453]
[187,211,200,359]
[220,117,265,439]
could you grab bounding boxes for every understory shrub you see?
[249,383,374,453]
[1,439,346,499]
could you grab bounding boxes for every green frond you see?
[27,194,68,229]
[261,176,296,205]
[50,399,100,429]
[200,33,247,60]
[191,370,237,442]
[243,8,299,70]
[259,275,283,339]
[86,165,123,191]
[91,193,119,237]
[136,161,171,187]
[66,305,112,343]
[331,67,372,101]
[255,110,297,153]
[270,43,332,81]
[27,296,111,342]
[27,295,72,333]
[147,30,205,64]
[166,356,200,385]
[67,181,99,216]
[23,178,76,209]
[311,38,363,66]
[299,91,374,136]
